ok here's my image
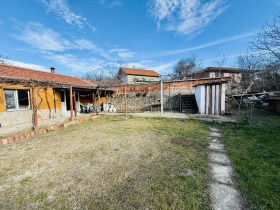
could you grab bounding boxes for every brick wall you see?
[113,78,230,97]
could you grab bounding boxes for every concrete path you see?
[209,127,243,210]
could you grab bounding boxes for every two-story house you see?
[118,67,160,84]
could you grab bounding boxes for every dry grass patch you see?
[0,116,210,209]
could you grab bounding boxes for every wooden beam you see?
[209,85,212,115]
[70,85,74,121]
[124,85,127,117]
[32,86,38,131]
[92,92,95,112]
[98,88,100,113]
[73,90,77,117]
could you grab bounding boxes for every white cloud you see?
[149,0,229,36]
[7,59,49,71]
[38,0,96,32]
[43,52,105,73]
[143,31,256,59]
[13,22,72,51]
[13,22,103,53]
[74,39,97,50]
[98,0,124,7]
[108,48,136,59]
[151,61,176,74]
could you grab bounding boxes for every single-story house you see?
[118,67,160,84]
[0,65,113,131]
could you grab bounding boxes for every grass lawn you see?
[218,110,280,209]
[0,116,211,209]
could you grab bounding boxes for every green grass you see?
[0,116,211,209]
[218,110,280,210]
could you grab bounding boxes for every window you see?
[4,90,30,111]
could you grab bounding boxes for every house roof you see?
[195,67,258,74]
[0,65,94,88]
[120,67,160,77]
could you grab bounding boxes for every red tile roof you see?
[120,67,160,77]
[0,65,94,88]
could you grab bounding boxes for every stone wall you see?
[107,93,181,113]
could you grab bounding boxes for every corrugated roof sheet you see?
[121,67,160,77]
[0,65,94,87]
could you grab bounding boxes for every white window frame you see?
[4,89,31,111]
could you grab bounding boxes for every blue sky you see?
[0,0,280,77]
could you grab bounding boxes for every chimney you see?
[50,67,55,73]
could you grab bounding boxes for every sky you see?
[0,0,280,77]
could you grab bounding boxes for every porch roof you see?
[0,64,96,89]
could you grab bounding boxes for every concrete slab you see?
[210,163,233,185]
[210,127,220,133]
[209,152,231,165]
[210,183,242,210]
[209,142,225,152]
[210,132,222,138]
[211,138,222,143]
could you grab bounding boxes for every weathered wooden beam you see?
[31,85,38,131]
[70,86,74,121]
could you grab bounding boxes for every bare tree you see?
[173,56,200,80]
[83,60,122,87]
[235,53,263,92]
[252,12,280,61]
[0,54,8,64]
[214,53,228,67]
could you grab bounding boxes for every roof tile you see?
[0,65,94,87]
[121,67,160,77]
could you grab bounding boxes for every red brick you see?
[13,135,20,141]
[7,136,15,144]
[25,133,31,138]
[2,138,8,145]
[19,134,26,140]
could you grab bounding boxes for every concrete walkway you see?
[103,111,236,122]
[209,127,242,210]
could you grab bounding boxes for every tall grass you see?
[219,110,280,209]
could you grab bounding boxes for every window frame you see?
[4,89,31,111]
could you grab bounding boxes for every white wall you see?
[195,85,205,114]
[195,83,225,115]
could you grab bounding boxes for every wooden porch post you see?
[97,88,100,113]
[124,85,127,118]
[32,85,38,131]
[179,93,182,113]
[70,85,74,121]
[92,92,95,113]
[73,90,77,117]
